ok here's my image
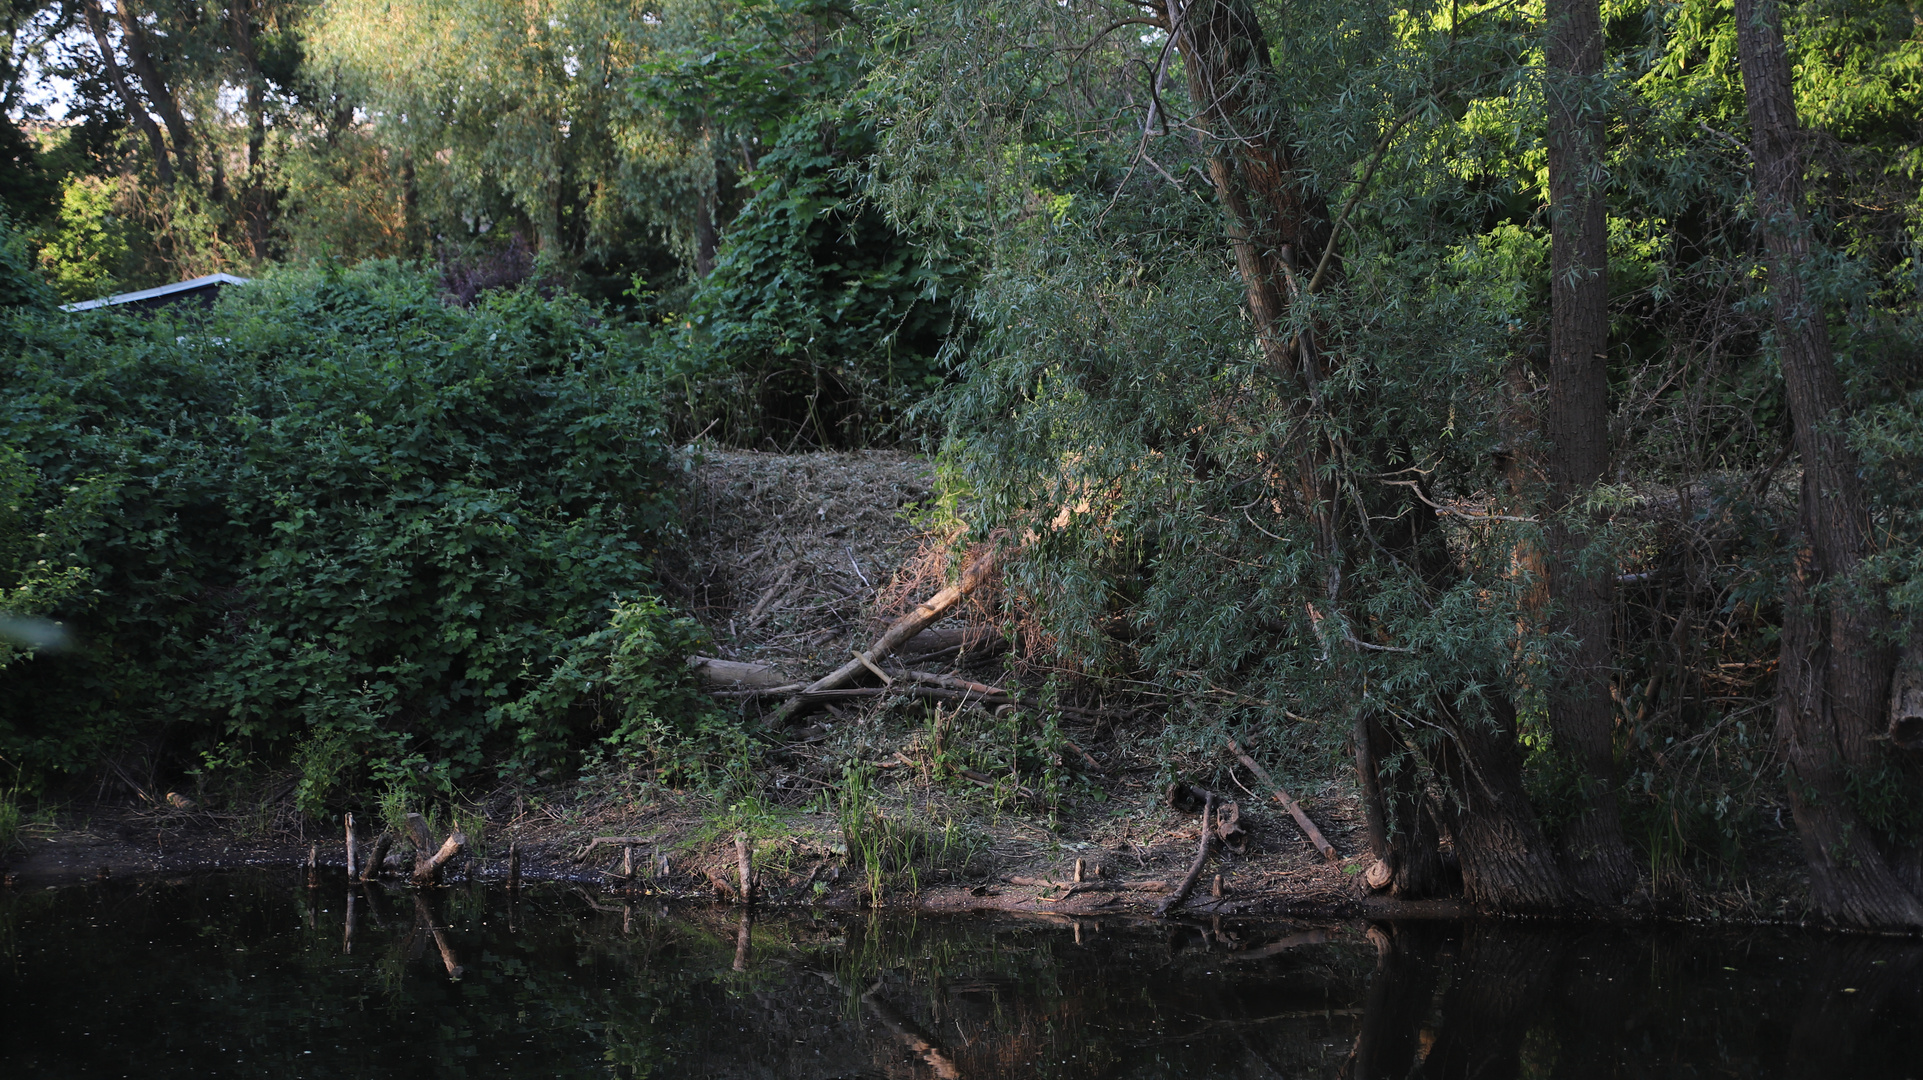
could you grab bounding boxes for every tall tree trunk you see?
[114,0,197,184]
[79,0,172,186]
[694,122,720,278]
[1166,0,1569,911]
[228,0,274,259]
[1543,0,1637,902]
[1734,0,1923,928]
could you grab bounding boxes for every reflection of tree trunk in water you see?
[413,894,465,979]
[344,887,358,955]
[861,981,963,1080]
[1346,924,1443,1080]
[732,911,752,972]
[1544,928,1637,1080]
[1784,939,1923,1074]
[1413,925,1565,1080]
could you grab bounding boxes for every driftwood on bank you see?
[1157,793,1219,917]
[767,548,1002,725]
[575,835,658,863]
[1227,739,1340,862]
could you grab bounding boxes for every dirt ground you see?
[1,448,1818,929]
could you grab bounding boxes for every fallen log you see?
[898,625,1000,657]
[1226,739,1339,862]
[780,682,1122,721]
[575,835,658,863]
[883,666,1009,697]
[768,547,1002,725]
[688,655,792,689]
[1156,794,1218,917]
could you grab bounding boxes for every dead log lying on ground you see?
[1226,739,1339,862]
[766,548,1002,725]
[1157,792,1220,917]
[574,835,658,862]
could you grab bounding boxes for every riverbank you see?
[0,450,1825,930]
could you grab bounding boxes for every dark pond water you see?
[1,871,1919,1079]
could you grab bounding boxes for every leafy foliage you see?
[669,106,961,447]
[0,262,717,798]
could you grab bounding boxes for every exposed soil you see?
[3,449,1823,930]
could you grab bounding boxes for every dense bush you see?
[0,262,717,803]
[665,107,962,448]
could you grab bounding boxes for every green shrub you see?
[664,106,961,448]
[0,261,720,798]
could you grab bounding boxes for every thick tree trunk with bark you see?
[1164,0,1337,553]
[1544,0,1638,902]
[1435,696,1572,911]
[1166,0,1569,912]
[1733,0,1923,927]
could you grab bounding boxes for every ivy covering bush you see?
[0,262,717,803]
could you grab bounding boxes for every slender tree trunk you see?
[1544,0,1637,902]
[114,0,197,184]
[400,152,425,257]
[228,0,274,259]
[1733,0,1923,928]
[79,0,172,186]
[695,124,719,278]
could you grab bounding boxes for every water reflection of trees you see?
[3,874,1922,1079]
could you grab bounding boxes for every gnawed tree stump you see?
[405,812,467,886]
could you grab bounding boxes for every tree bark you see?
[1733,0,1923,927]
[1774,528,1923,926]
[1544,0,1637,902]
[227,0,274,258]
[113,0,197,184]
[79,0,172,186]
[1435,696,1571,911]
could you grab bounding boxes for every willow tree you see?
[1543,0,1636,901]
[1733,0,1923,929]
[307,0,705,266]
[864,0,1586,911]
